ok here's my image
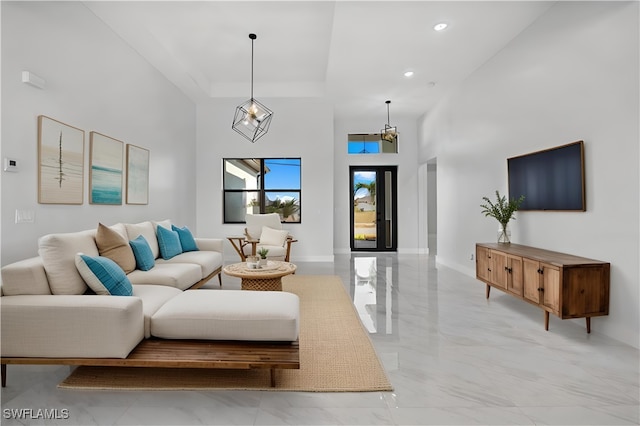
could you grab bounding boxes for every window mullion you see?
[259,159,266,214]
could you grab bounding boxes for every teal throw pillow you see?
[172,225,199,252]
[75,254,133,296]
[129,235,155,271]
[156,225,183,260]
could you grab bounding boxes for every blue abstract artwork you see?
[89,132,123,205]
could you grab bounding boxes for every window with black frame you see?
[347,133,398,154]
[223,158,301,223]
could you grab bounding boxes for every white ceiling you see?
[84,1,555,120]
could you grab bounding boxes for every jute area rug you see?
[58,275,393,392]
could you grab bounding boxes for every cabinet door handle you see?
[505,266,509,271]
[508,267,512,273]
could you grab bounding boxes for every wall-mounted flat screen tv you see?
[508,141,585,211]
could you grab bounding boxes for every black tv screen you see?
[508,141,585,211]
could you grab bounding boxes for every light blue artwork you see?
[126,144,149,205]
[89,132,123,205]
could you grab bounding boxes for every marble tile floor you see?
[1,254,638,425]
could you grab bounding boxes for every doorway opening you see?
[350,166,398,251]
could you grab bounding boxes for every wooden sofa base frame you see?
[189,266,222,289]
[1,338,300,389]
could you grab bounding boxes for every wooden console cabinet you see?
[476,243,610,333]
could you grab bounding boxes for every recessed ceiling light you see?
[434,22,448,31]
[404,70,414,78]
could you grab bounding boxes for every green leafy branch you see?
[480,190,525,225]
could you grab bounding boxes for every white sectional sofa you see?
[0,220,300,388]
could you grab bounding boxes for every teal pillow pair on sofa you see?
[155,225,199,260]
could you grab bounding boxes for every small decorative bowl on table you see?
[245,255,261,270]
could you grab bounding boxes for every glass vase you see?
[498,223,511,244]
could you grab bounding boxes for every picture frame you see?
[126,144,149,205]
[89,132,124,205]
[38,115,85,204]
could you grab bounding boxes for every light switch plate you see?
[15,210,35,223]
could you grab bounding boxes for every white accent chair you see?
[227,213,297,262]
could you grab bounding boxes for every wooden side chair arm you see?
[227,237,249,261]
[284,236,298,263]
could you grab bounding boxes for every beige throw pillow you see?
[259,226,289,247]
[38,229,98,295]
[95,222,136,274]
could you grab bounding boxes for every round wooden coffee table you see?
[222,261,297,291]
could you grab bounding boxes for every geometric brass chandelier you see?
[380,100,397,144]
[232,33,273,143]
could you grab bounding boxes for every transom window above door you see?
[348,133,398,154]
[223,158,301,224]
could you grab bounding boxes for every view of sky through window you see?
[264,158,301,189]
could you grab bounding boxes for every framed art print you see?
[89,132,124,205]
[126,144,149,205]
[38,115,85,204]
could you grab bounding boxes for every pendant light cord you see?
[386,100,391,126]
[249,33,257,100]
[250,37,254,100]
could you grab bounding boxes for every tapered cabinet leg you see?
[1,364,6,387]
[586,317,591,333]
[544,311,550,331]
[485,284,491,299]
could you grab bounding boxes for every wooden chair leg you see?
[227,237,247,261]
[284,238,297,263]
[284,242,292,263]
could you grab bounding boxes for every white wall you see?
[1,2,196,265]
[195,97,334,262]
[419,1,639,348]
[333,116,419,254]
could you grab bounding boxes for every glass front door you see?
[350,166,397,251]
